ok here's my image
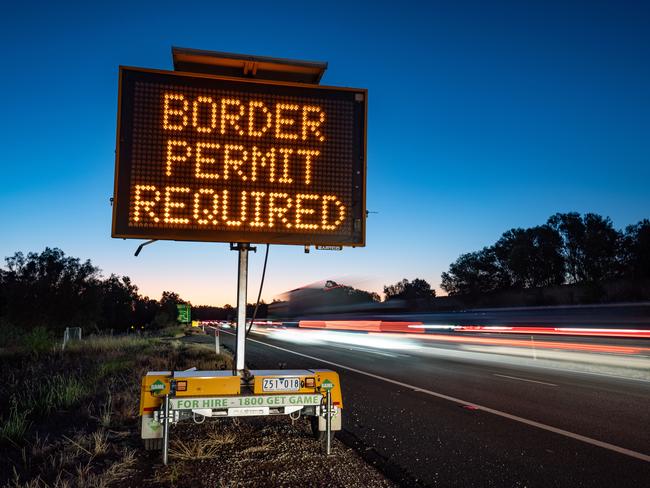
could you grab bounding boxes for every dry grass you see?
[5,443,136,488]
[170,431,237,461]
[0,401,31,444]
[170,439,222,461]
[1,333,232,488]
[95,392,112,428]
[240,442,274,455]
[207,430,237,446]
[88,430,109,457]
[150,462,184,487]
[65,335,150,353]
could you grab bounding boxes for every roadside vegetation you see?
[0,331,393,488]
[440,212,650,302]
[0,331,229,487]
[0,247,195,339]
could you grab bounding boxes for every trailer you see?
[139,368,342,462]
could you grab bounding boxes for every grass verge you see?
[0,331,232,487]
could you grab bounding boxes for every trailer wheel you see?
[143,438,163,451]
[310,416,334,443]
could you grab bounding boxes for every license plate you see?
[228,407,269,417]
[262,377,300,392]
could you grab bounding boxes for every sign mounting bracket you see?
[134,239,158,257]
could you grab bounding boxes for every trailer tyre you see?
[143,438,163,451]
[310,416,335,443]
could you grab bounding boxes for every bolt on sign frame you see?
[112,67,367,247]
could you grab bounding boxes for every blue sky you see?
[1,1,648,305]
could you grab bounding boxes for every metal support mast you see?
[232,243,255,372]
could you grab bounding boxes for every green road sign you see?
[176,304,191,323]
[321,379,334,391]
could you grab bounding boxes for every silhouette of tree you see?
[324,281,381,305]
[493,225,564,288]
[100,275,141,332]
[384,278,436,305]
[547,212,585,283]
[0,248,190,333]
[440,248,499,296]
[547,212,620,283]
[1,248,102,330]
[620,219,650,280]
[581,213,621,282]
[442,212,636,298]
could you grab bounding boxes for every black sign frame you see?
[112,66,366,246]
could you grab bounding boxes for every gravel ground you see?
[134,415,396,488]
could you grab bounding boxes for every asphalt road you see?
[193,328,650,487]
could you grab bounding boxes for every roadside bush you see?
[159,325,187,338]
[21,326,53,355]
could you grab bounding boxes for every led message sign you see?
[112,67,366,246]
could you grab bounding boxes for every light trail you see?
[296,320,650,338]
[368,332,650,355]
[229,331,650,464]
[451,326,650,339]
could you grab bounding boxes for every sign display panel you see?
[112,67,366,246]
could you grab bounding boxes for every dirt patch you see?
[134,416,394,488]
[128,417,394,488]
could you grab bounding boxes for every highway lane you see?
[194,328,650,487]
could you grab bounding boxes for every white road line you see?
[345,345,407,358]
[241,335,650,463]
[549,366,650,384]
[493,373,557,387]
